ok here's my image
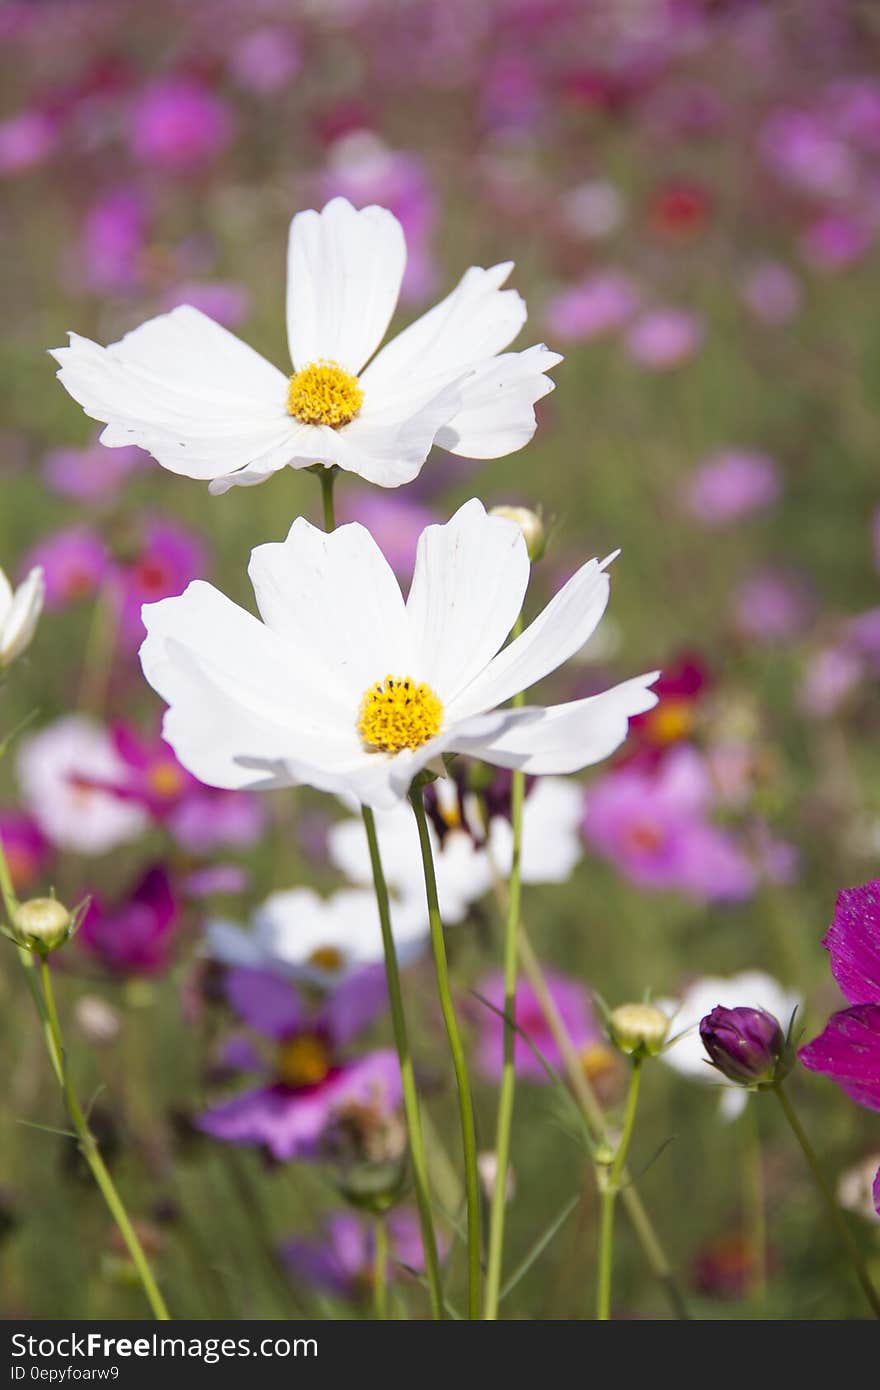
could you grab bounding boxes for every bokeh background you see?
[2,0,880,1319]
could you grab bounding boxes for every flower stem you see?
[318,465,338,532]
[596,1055,643,1320]
[410,781,482,1320]
[505,906,689,1317]
[774,1082,880,1318]
[37,955,171,1319]
[484,633,525,1321]
[373,1216,389,1320]
[361,806,444,1320]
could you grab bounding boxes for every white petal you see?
[204,920,268,970]
[406,499,529,702]
[488,777,585,884]
[51,307,294,482]
[436,345,561,459]
[286,197,406,374]
[448,556,612,721]
[0,567,44,665]
[0,568,12,624]
[248,517,411,703]
[449,673,660,775]
[362,262,526,390]
[140,581,359,790]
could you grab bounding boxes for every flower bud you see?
[699,1005,786,1087]
[609,1002,670,1058]
[13,896,73,953]
[0,566,44,668]
[489,505,547,562]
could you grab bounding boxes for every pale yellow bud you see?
[609,1002,670,1058]
[13,897,72,953]
[489,505,546,561]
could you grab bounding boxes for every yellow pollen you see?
[307,945,346,974]
[277,1034,332,1089]
[357,674,443,754]
[147,763,186,799]
[286,359,364,427]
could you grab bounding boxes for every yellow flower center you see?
[147,763,186,800]
[357,674,444,754]
[306,945,346,974]
[277,1034,332,1089]
[286,359,364,427]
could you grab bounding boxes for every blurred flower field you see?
[2,0,880,1321]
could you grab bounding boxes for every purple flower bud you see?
[699,1005,786,1087]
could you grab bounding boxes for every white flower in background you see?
[658,970,802,1120]
[328,803,493,924]
[205,885,428,989]
[16,715,149,854]
[140,499,659,811]
[328,776,583,917]
[51,197,560,494]
[0,565,44,668]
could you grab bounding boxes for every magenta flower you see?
[733,568,814,643]
[683,450,781,527]
[801,213,874,273]
[759,108,855,200]
[198,967,400,1162]
[159,282,250,329]
[43,436,146,504]
[700,1005,787,1087]
[129,77,234,173]
[583,746,756,902]
[23,528,110,608]
[78,866,178,977]
[625,309,703,370]
[740,262,802,326]
[543,272,640,345]
[0,109,57,175]
[476,969,601,1084]
[78,187,148,295]
[229,27,302,95]
[0,810,48,894]
[283,1208,432,1301]
[111,519,207,647]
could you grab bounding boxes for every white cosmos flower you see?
[328,775,584,918]
[0,565,44,668]
[16,715,149,855]
[139,499,659,811]
[50,197,560,494]
[658,970,802,1121]
[205,885,428,990]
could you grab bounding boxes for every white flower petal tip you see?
[139,501,654,808]
[0,565,45,668]
[51,202,558,491]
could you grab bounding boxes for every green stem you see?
[361,806,444,1320]
[0,831,65,1087]
[596,1056,643,1320]
[484,631,525,1321]
[410,781,482,1320]
[37,956,171,1320]
[510,908,689,1318]
[318,465,338,532]
[373,1216,388,1320]
[743,1102,766,1309]
[774,1082,880,1318]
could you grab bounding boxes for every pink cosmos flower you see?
[111,519,207,648]
[159,282,250,330]
[0,110,57,175]
[198,967,400,1162]
[740,262,803,326]
[801,213,874,272]
[625,309,703,370]
[583,746,756,902]
[282,1208,433,1301]
[77,866,178,977]
[543,272,640,344]
[0,810,49,894]
[799,881,880,1213]
[733,569,815,643]
[475,969,601,1084]
[229,27,302,95]
[43,437,146,503]
[129,77,234,173]
[78,187,148,295]
[22,528,110,608]
[683,450,781,527]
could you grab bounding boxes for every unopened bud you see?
[609,1002,670,1058]
[490,505,547,562]
[699,1005,789,1088]
[13,897,72,954]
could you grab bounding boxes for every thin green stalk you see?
[774,1082,880,1318]
[743,1102,766,1309]
[38,957,171,1320]
[508,905,689,1318]
[410,781,481,1320]
[596,1056,643,1320]
[484,620,525,1320]
[373,1216,388,1320]
[0,831,64,1086]
[361,806,444,1320]
[318,465,338,532]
